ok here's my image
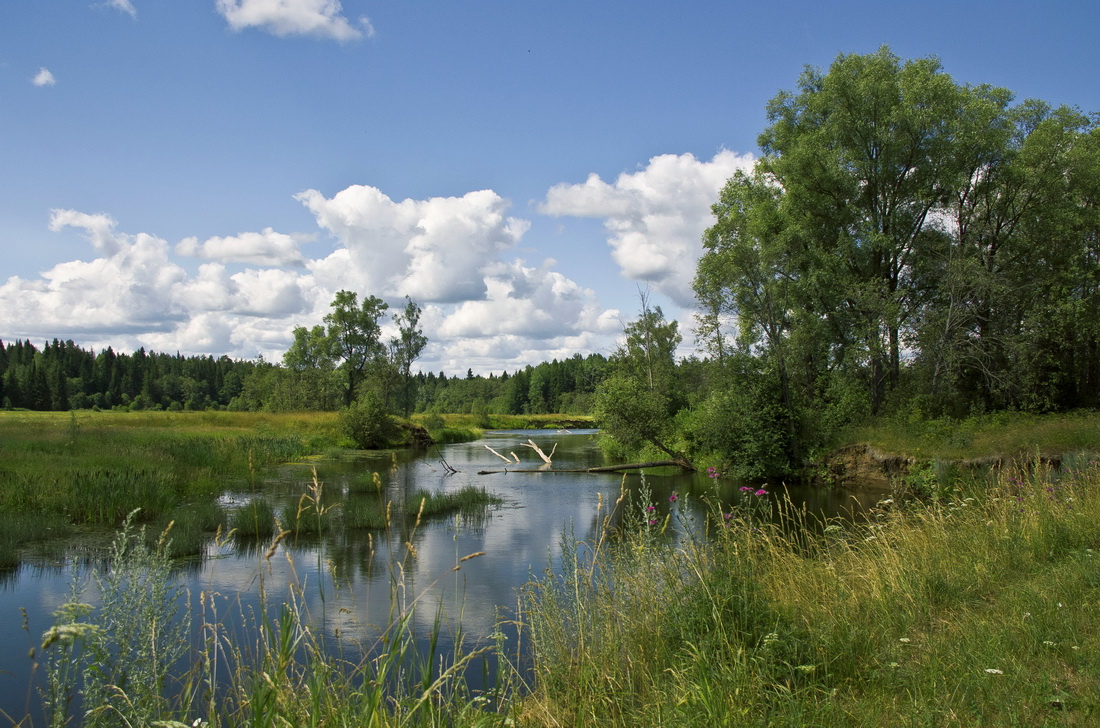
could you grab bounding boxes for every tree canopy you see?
[693,46,1100,473]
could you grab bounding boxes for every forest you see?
[3,48,1097,481]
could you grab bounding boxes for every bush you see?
[340,391,398,449]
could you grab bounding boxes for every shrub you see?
[340,391,399,449]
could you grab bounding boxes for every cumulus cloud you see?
[1,212,316,358]
[298,185,530,303]
[177,227,307,267]
[540,150,755,307]
[216,0,373,41]
[32,68,56,87]
[48,209,123,255]
[3,191,622,371]
[1,224,188,336]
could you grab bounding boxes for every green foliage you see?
[43,514,189,727]
[339,390,399,449]
[0,338,256,413]
[693,46,1100,476]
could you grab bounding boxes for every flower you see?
[723,513,733,521]
[669,493,678,503]
[646,505,655,512]
[648,519,657,526]
[755,489,768,496]
[740,486,753,492]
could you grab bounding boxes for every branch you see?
[520,439,556,464]
[484,445,512,463]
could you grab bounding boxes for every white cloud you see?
[540,150,755,307]
[297,185,529,303]
[0,228,188,336]
[32,68,56,87]
[437,259,615,340]
[106,0,137,18]
[216,0,373,41]
[176,227,307,267]
[48,209,123,256]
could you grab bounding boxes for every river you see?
[0,429,885,722]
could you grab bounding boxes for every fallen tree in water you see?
[477,459,691,475]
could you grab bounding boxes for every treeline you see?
[0,337,610,417]
[233,353,610,416]
[0,338,253,411]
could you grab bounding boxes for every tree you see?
[323,290,389,406]
[594,291,689,465]
[696,45,1100,469]
[389,296,428,416]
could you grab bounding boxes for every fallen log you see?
[476,459,689,475]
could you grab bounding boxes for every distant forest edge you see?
[0,337,609,417]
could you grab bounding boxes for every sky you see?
[2,1,1099,376]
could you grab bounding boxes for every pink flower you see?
[669,493,678,503]
[755,489,768,497]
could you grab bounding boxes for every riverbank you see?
[518,452,1100,726]
[820,410,1100,490]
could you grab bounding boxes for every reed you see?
[36,514,517,727]
[0,411,341,558]
[230,498,277,541]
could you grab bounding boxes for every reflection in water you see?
[0,430,887,720]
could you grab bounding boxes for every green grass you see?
[341,486,503,531]
[231,498,277,540]
[0,411,341,554]
[36,513,514,728]
[517,462,1100,726]
[844,410,1100,462]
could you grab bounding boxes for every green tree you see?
[323,290,389,406]
[594,292,689,464]
[390,296,428,416]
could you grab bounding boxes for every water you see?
[0,430,885,721]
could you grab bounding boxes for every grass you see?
[517,461,1100,726]
[341,486,503,531]
[34,512,515,728]
[14,415,1100,725]
[844,409,1100,462]
[36,457,1097,726]
[0,411,341,555]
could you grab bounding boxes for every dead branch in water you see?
[520,439,556,464]
[477,459,689,475]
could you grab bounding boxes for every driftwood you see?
[484,444,518,463]
[477,459,688,475]
[520,439,556,464]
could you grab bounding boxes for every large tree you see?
[697,47,1100,430]
[323,290,389,406]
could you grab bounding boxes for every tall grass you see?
[0,411,340,557]
[519,461,1100,726]
[36,514,516,727]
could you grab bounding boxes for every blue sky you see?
[2,1,1098,374]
